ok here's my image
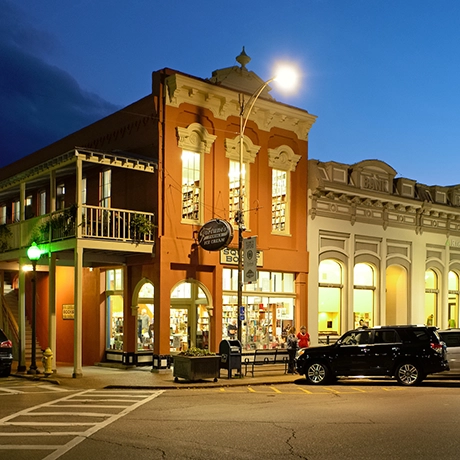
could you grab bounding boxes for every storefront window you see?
[353,263,375,328]
[106,268,124,350]
[318,260,342,336]
[170,281,209,353]
[137,282,154,351]
[425,269,438,326]
[448,271,459,328]
[222,269,295,350]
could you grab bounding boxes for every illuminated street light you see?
[236,56,298,344]
[27,242,41,375]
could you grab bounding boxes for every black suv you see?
[296,325,449,386]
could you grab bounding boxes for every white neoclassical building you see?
[307,159,460,344]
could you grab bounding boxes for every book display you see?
[182,181,200,220]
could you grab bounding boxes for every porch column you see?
[48,253,57,373]
[17,259,27,372]
[73,245,83,378]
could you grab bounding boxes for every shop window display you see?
[318,260,342,337]
[106,269,124,350]
[222,269,295,350]
[353,263,375,329]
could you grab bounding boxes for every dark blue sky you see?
[2,0,460,186]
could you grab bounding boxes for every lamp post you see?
[27,242,41,375]
[236,66,298,344]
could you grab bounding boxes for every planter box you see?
[173,355,220,382]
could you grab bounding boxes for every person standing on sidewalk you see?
[286,327,298,374]
[297,326,310,349]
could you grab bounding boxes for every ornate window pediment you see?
[224,135,260,163]
[268,145,301,172]
[176,123,217,154]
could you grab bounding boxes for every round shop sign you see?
[198,219,234,251]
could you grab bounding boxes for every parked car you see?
[438,329,460,370]
[0,328,13,377]
[296,325,449,386]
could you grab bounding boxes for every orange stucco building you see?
[0,51,316,376]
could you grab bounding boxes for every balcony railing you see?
[0,205,155,252]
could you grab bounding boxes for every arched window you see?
[425,269,438,326]
[318,260,342,337]
[353,263,375,328]
[170,280,210,352]
[448,271,459,328]
[137,282,154,352]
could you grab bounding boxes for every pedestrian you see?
[297,326,310,348]
[286,327,298,374]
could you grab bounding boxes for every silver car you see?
[438,329,460,370]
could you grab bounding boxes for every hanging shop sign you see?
[198,219,234,251]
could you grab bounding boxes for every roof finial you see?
[236,47,251,70]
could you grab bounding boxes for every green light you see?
[27,242,41,261]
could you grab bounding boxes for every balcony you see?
[0,205,155,253]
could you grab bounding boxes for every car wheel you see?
[0,367,11,378]
[305,362,329,384]
[395,362,422,386]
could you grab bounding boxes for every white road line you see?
[0,389,164,460]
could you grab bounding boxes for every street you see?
[1,377,460,459]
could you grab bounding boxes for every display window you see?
[353,263,375,328]
[425,269,438,326]
[137,282,154,351]
[106,268,124,350]
[448,271,459,328]
[318,260,342,336]
[222,269,295,350]
[170,280,210,353]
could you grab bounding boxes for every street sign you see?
[243,236,258,283]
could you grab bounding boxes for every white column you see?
[18,260,27,372]
[73,245,83,378]
[48,253,57,372]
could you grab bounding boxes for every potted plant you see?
[130,214,155,243]
[173,347,220,382]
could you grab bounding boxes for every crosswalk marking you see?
[0,389,164,460]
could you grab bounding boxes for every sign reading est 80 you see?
[220,248,263,266]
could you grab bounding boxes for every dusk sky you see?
[2,0,460,186]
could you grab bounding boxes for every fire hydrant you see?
[42,347,53,377]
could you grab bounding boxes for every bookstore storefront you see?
[222,268,296,350]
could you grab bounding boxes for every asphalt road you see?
[1,377,460,459]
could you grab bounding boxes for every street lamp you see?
[236,63,298,344]
[27,242,41,375]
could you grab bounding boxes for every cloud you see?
[0,1,120,168]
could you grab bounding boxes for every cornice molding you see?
[165,74,317,140]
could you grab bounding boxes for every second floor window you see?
[272,169,288,233]
[99,170,111,208]
[181,150,201,222]
[57,184,66,210]
[0,205,6,225]
[39,191,46,216]
[12,200,20,222]
[229,160,248,227]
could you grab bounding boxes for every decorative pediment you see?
[349,160,396,195]
[224,135,260,163]
[268,145,301,172]
[176,123,217,154]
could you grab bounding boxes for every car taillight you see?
[430,342,443,354]
[0,340,12,348]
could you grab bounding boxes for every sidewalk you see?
[11,362,297,390]
[11,363,460,390]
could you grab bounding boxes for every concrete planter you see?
[173,355,220,382]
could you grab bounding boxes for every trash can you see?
[219,339,242,378]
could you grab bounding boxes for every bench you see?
[242,349,290,376]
